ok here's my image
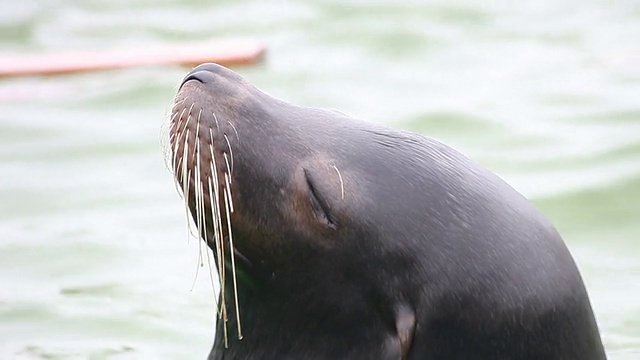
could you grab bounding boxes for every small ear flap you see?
[383,305,416,360]
[396,305,416,359]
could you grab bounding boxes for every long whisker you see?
[227,121,239,143]
[331,164,345,200]
[181,129,193,240]
[223,152,233,189]
[223,134,234,174]
[206,176,220,311]
[224,171,235,213]
[190,240,203,292]
[224,181,242,340]
[192,113,206,288]
[213,112,220,131]
[209,128,229,346]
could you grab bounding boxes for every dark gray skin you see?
[170,63,606,360]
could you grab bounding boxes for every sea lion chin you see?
[165,62,607,360]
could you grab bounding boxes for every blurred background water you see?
[0,0,638,359]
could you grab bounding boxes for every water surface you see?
[1,0,639,358]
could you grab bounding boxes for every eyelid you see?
[303,169,338,230]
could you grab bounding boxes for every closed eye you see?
[304,169,337,230]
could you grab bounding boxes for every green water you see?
[1,0,639,359]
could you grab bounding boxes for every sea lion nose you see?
[181,63,222,87]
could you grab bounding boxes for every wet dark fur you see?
[168,63,607,360]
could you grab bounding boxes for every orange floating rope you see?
[0,39,266,78]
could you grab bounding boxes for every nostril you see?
[180,70,215,88]
[180,63,224,89]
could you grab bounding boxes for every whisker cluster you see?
[162,95,242,346]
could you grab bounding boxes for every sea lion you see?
[165,62,607,359]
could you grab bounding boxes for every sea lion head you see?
[166,61,414,302]
[165,63,423,356]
